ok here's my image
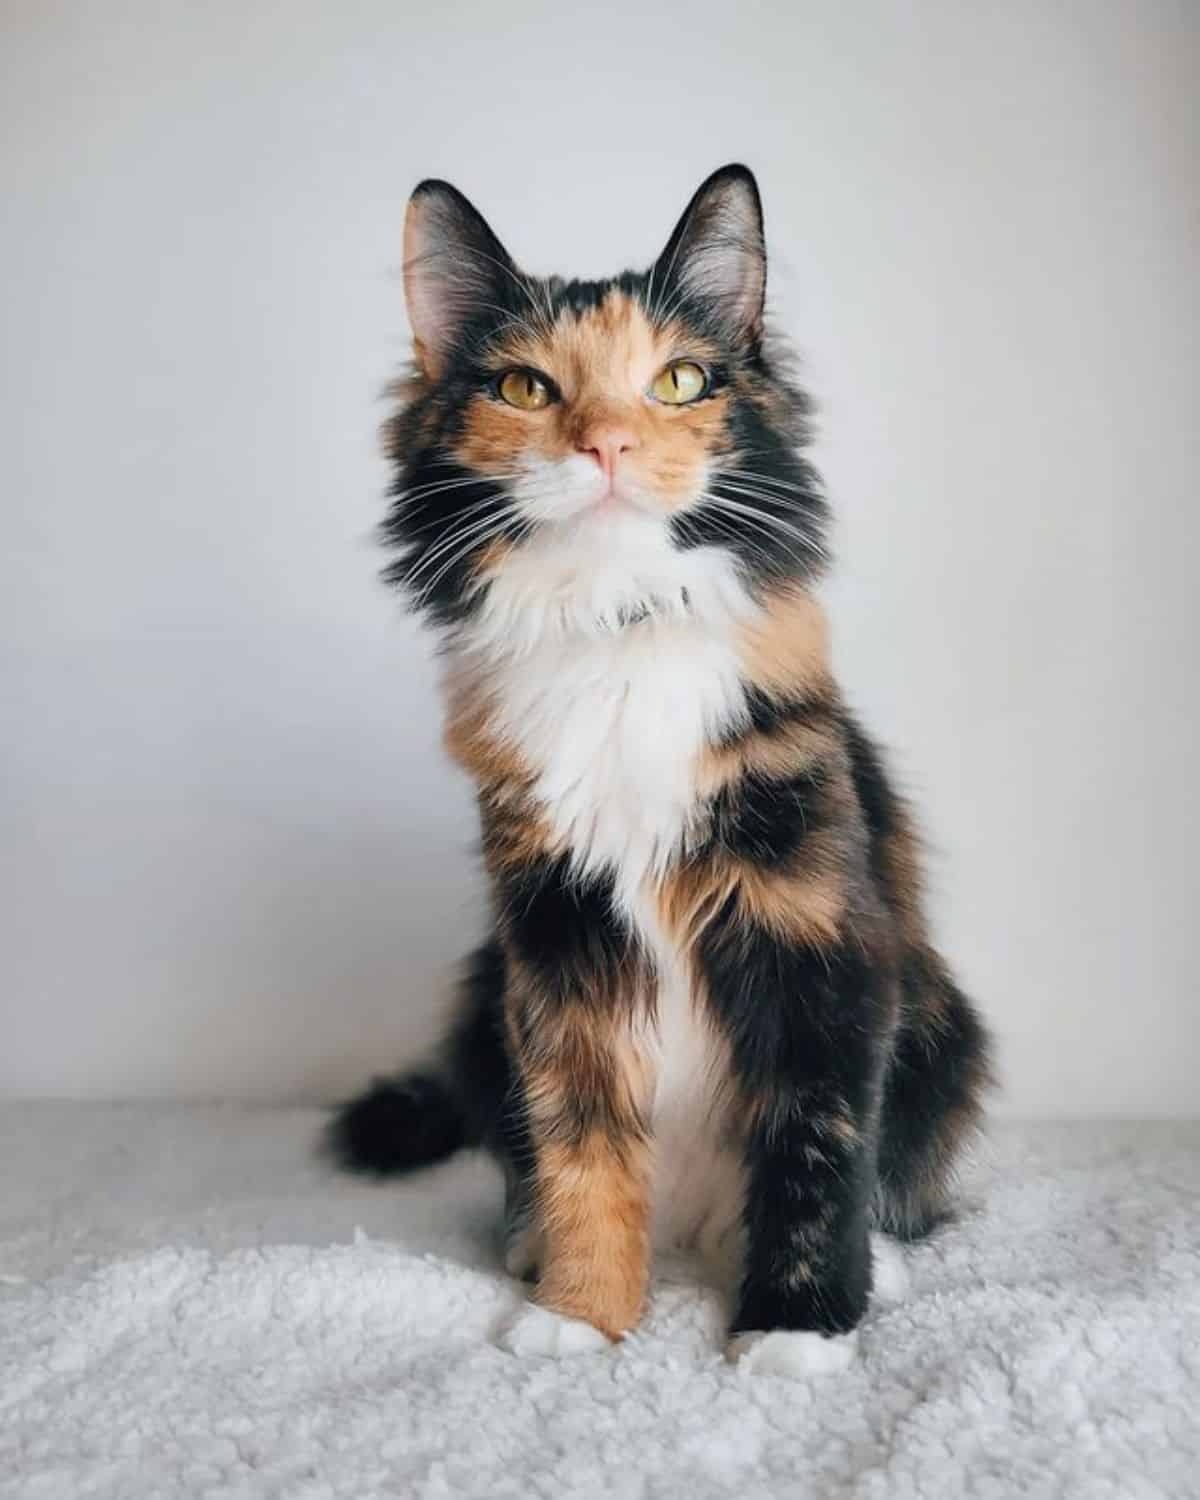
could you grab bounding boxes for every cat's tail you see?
[325,1070,469,1176]
[324,938,511,1177]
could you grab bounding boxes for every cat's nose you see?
[576,427,639,481]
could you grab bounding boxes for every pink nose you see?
[577,427,638,481]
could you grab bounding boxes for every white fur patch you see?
[728,1328,859,1377]
[635,906,744,1264]
[498,1302,611,1358]
[466,503,748,651]
[871,1233,910,1304]
[460,508,752,908]
[510,452,608,526]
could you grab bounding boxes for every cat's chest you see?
[485,622,746,903]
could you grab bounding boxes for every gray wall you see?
[3,0,1197,1114]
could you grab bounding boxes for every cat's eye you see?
[650,360,708,405]
[497,369,553,411]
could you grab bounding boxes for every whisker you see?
[404,501,518,586]
[698,491,825,565]
[718,466,818,496]
[676,506,776,576]
[693,498,793,569]
[704,485,825,556]
[392,471,523,507]
[413,513,533,607]
[403,490,517,536]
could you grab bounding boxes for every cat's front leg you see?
[699,918,893,1376]
[482,837,654,1356]
[727,1074,875,1376]
[499,987,652,1352]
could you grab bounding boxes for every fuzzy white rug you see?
[1,1106,1197,1499]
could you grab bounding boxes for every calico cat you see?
[329,164,992,1376]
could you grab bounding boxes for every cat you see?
[328,164,992,1377]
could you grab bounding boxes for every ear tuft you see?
[650,164,766,344]
[403,180,518,378]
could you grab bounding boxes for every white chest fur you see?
[461,512,751,913]
[485,614,745,910]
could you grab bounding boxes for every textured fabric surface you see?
[1,1105,1197,1498]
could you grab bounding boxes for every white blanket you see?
[1,1105,1197,1498]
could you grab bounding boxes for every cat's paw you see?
[870,1233,909,1304]
[498,1302,611,1358]
[727,1328,859,1377]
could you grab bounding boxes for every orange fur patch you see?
[508,976,655,1341]
[659,856,847,955]
[736,586,833,701]
[534,1131,652,1339]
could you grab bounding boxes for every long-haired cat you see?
[328,164,992,1376]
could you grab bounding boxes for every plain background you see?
[2,1,1197,1116]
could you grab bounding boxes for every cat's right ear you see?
[403,180,517,380]
[651,164,766,347]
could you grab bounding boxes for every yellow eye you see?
[651,360,708,405]
[497,369,552,410]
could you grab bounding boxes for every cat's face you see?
[384,165,826,637]
[453,291,729,525]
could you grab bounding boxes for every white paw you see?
[498,1301,611,1358]
[870,1233,910,1304]
[728,1328,859,1377]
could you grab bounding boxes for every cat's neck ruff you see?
[459,507,755,656]
[449,516,758,910]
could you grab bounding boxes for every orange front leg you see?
[505,996,652,1346]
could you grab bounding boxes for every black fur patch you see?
[842,710,901,841]
[699,902,885,1100]
[500,854,630,1002]
[698,906,888,1335]
[550,271,644,316]
[671,396,827,585]
[380,454,523,627]
[443,939,517,1151]
[742,687,811,737]
[325,1072,465,1176]
[705,764,830,868]
[876,946,993,1238]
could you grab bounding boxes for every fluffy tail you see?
[325,1071,468,1176]
[325,939,510,1177]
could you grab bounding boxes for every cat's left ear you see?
[650,164,766,346]
[403,179,519,379]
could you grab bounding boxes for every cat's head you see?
[383,164,826,643]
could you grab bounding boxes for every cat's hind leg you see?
[874,946,993,1240]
